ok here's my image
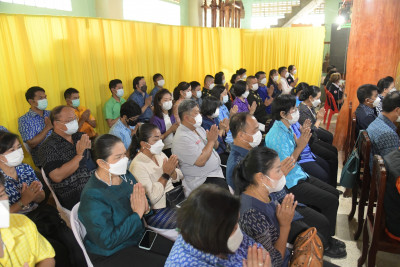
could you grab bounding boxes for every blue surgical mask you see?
[71,98,80,108]
[222,95,229,104]
[37,99,48,110]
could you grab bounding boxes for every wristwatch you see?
[161,173,170,180]
[17,200,29,210]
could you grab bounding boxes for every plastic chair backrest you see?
[71,203,93,267]
[41,168,71,222]
[324,88,339,112]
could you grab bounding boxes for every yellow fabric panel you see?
[0,14,324,147]
[241,27,325,86]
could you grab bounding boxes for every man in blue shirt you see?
[109,100,142,149]
[355,84,379,136]
[128,76,153,122]
[18,86,53,167]
[149,73,165,103]
[255,71,273,114]
[367,91,400,167]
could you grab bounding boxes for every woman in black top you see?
[328,73,344,110]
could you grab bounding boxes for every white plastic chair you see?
[41,168,71,226]
[70,203,93,267]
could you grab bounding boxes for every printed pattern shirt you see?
[232,97,249,113]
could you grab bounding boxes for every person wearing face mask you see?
[376,76,396,114]
[149,73,165,102]
[201,97,229,167]
[246,76,271,125]
[0,131,87,266]
[190,81,203,107]
[355,84,379,136]
[165,184,270,267]
[129,76,153,123]
[287,65,299,88]
[265,95,345,258]
[109,100,143,150]
[367,91,400,169]
[79,134,174,266]
[236,147,345,265]
[18,86,53,167]
[172,100,228,194]
[229,73,241,100]
[128,123,183,230]
[278,67,292,95]
[267,69,282,98]
[150,89,179,157]
[210,85,234,145]
[328,73,345,110]
[255,71,274,115]
[0,173,56,267]
[38,106,95,210]
[232,81,257,114]
[202,75,215,99]
[236,68,247,81]
[172,82,192,124]
[104,79,126,128]
[215,71,233,110]
[64,88,97,139]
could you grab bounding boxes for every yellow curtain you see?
[0,14,324,138]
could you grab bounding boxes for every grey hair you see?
[178,99,198,121]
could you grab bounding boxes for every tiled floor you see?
[322,114,400,266]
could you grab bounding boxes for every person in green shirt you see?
[104,79,126,128]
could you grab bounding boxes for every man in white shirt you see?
[172,100,228,195]
[278,66,292,94]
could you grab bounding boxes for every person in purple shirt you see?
[255,71,274,114]
[150,89,179,157]
[232,81,256,115]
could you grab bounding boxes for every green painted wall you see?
[0,0,96,17]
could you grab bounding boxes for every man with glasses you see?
[38,105,95,210]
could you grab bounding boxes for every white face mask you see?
[285,72,289,78]
[64,119,79,135]
[293,70,297,75]
[211,108,220,118]
[1,148,24,167]
[116,88,124,98]
[242,91,249,99]
[222,79,226,85]
[107,156,129,176]
[37,99,48,110]
[312,99,321,107]
[263,174,286,193]
[390,88,397,93]
[192,114,203,128]
[227,225,244,252]
[245,130,262,148]
[251,84,259,91]
[372,97,381,107]
[162,100,173,111]
[209,83,215,90]
[286,110,300,125]
[273,75,279,82]
[260,78,267,85]
[222,95,229,104]
[196,91,202,98]
[148,140,164,155]
[0,200,10,228]
[242,74,247,80]
[157,79,165,87]
[185,91,192,99]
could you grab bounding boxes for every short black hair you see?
[109,79,122,91]
[177,184,240,255]
[190,81,201,91]
[133,76,144,90]
[233,80,247,97]
[50,105,69,124]
[128,123,158,159]
[357,84,378,104]
[173,82,191,101]
[271,94,296,121]
[120,100,142,119]
[214,72,224,85]
[382,91,400,113]
[153,73,163,83]
[288,65,295,72]
[153,89,172,119]
[236,68,246,76]
[25,86,45,102]
[204,75,214,84]
[278,67,287,75]
[299,85,320,101]
[234,147,279,195]
[0,131,20,154]
[230,74,238,84]
[210,85,226,100]
[230,112,250,139]
[377,77,394,94]
[201,96,220,117]
[64,88,79,100]
[0,172,4,187]
[93,134,123,161]
[246,76,256,85]
[292,82,309,96]
[255,71,266,80]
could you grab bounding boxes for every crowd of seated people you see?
[10,67,400,266]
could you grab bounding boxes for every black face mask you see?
[127,118,138,127]
[140,85,147,92]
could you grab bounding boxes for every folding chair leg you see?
[357,221,368,267]
[348,184,358,221]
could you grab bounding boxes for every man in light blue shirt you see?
[109,100,142,149]
[128,76,153,122]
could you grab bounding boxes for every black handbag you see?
[165,185,185,208]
